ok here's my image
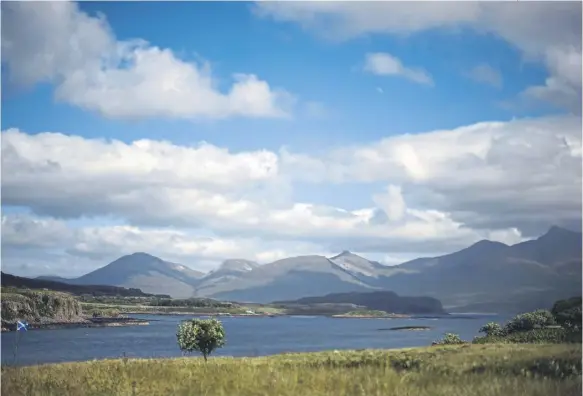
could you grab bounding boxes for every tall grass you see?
[2,344,581,396]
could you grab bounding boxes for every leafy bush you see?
[552,297,582,316]
[558,307,582,331]
[504,310,555,334]
[552,297,582,330]
[433,333,466,345]
[176,318,225,361]
[473,328,582,345]
[479,322,504,337]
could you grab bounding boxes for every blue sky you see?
[2,1,556,150]
[1,2,581,276]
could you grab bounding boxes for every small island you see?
[274,290,447,317]
[378,326,432,331]
[332,310,410,319]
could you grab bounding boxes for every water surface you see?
[1,314,509,366]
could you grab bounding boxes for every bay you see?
[1,313,510,366]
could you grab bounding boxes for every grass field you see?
[2,344,581,396]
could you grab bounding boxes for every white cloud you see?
[465,64,502,88]
[1,214,332,276]
[372,185,406,222]
[2,129,280,192]
[1,2,293,120]
[364,53,433,85]
[280,115,582,235]
[255,2,581,112]
[3,114,580,270]
[521,46,582,113]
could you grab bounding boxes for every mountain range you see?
[36,226,582,313]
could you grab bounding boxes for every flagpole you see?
[13,329,21,365]
[13,320,28,365]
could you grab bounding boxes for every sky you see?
[1,1,582,278]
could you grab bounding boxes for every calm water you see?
[1,314,509,366]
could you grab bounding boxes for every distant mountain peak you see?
[330,250,355,259]
[128,252,159,259]
[329,251,380,277]
[454,239,509,255]
[470,239,508,248]
[543,225,575,237]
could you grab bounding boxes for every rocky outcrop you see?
[1,289,83,326]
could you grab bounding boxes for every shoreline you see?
[1,317,150,333]
[125,311,281,317]
[1,311,455,332]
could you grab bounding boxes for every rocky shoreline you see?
[1,317,150,332]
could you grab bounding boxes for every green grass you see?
[2,344,581,396]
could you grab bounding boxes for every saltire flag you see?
[17,321,28,332]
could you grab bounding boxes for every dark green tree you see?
[176,318,226,362]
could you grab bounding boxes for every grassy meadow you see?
[2,344,581,396]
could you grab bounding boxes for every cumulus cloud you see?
[465,64,502,88]
[255,2,582,112]
[1,2,293,120]
[3,114,580,270]
[364,53,433,85]
[280,115,582,236]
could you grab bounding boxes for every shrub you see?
[504,310,555,334]
[479,322,504,337]
[552,297,582,330]
[473,328,582,345]
[433,333,465,345]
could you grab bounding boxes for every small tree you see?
[479,322,504,337]
[176,318,225,362]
